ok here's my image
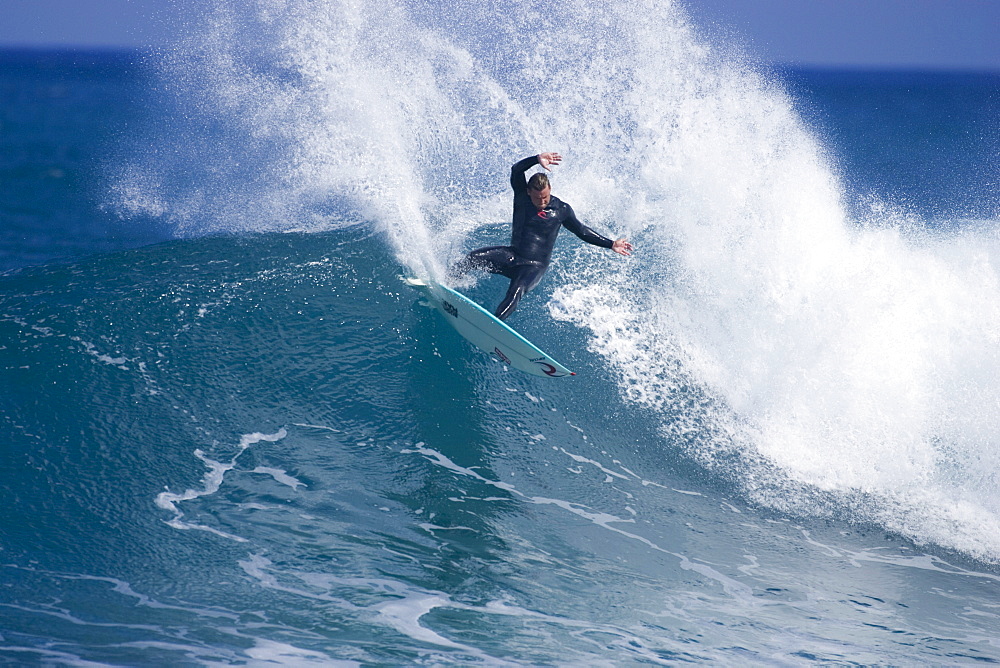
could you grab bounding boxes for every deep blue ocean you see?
[2,2,1000,665]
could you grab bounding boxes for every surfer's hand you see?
[612,238,633,256]
[538,152,562,170]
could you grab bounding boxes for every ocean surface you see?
[2,1,1000,665]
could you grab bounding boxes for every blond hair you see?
[527,173,550,191]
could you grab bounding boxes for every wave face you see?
[4,232,1000,664]
[3,0,1000,663]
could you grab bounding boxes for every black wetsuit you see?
[453,155,614,321]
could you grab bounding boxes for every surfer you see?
[451,152,633,321]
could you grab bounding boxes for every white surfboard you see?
[406,278,575,378]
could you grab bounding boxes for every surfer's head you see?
[527,173,551,209]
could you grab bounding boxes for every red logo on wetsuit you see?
[537,209,554,219]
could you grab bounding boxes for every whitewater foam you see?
[155,428,289,541]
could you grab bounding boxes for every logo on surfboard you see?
[530,356,573,377]
[494,347,512,365]
[442,300,459,318]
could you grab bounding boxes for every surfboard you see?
[406,278,575,378]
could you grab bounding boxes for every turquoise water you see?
[2,1,1000,664]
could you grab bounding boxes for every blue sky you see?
[687,0,999,70]
[1,0,998,70]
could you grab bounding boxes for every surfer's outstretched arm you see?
[510,155,538,193]
[560,205,633,256]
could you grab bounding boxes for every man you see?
[451,152,632,321]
